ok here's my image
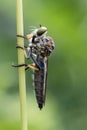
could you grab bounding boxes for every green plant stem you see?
[16,0,27,130]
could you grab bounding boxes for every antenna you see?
[39,24,42,27]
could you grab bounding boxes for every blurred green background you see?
[0,0,87,130]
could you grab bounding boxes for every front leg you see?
[16,34,27,39]
[16,33,33,40]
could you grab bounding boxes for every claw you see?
[12,63,27,68]
[16,45,24,50]
[16,34,27,39]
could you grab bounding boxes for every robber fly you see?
[13,25,55,109]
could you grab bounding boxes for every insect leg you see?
[13,46,39,70]
[16,33,34,58]
[16,33,33,40]
[16,45,29,58]
[25,63,39,71]
[16,34,27,39]
[26,46,41,70]
[27,47,32,59]
[12,63,39,71]
[12,63,27,68]
[15,45,39,70]
[31,53,41,70]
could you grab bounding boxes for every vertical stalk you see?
[16,0,27,130]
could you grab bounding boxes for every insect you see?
[13,25,55,109]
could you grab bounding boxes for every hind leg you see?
[12,63,39,71]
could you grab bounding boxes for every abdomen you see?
[34,56,48,109]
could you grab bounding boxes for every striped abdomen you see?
[34,56,48,109]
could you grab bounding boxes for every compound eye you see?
[37,27,47,36]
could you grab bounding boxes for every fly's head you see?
[26,25,47,43]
